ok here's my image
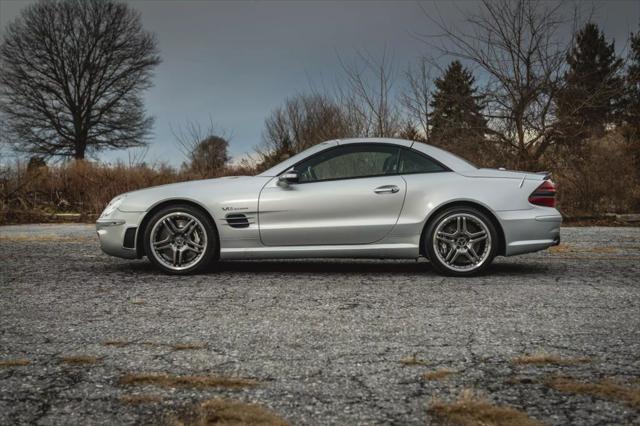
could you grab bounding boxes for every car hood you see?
[118,175,271,212]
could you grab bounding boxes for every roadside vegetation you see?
[1,0,639,224]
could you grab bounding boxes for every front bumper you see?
[96,211,144,259]
[498,209,562,256]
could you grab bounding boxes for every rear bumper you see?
[497,209,562,256]
[96,211,144,259]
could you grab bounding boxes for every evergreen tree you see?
[557,23,624,142]
[428,61,487,159]
[624,28,640,169]
[429,61,487,156]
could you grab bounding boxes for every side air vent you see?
[224,213,251,228]
[123,227,137,248]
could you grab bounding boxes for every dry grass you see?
[0,359,30,367]
[173,343,206,351]
[546,376,640,409]
[0,158,258,225]
[512,354,591,366]
[119,373,258,389]
[549,244,618,254]
[399,354,430,367]
[422,368,456,381]
[504,376,535,385]
[549,244,573,253]
[60,355,101,365]
[140,342,205,351]
[172,398,289,426]
[119,394,164,405]
[103,340,130,347]
[428,390,542,426]
[0,234,92,242]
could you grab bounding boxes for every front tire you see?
[425,206,498,277]
[143,204,217,275]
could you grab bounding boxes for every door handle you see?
[374,185,400,194]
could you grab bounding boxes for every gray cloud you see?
[1,0,638,165]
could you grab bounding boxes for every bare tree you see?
[402,58,433,141]
[338,49,401,138]
[0,0,161,159]
[258,93,352,169]
[171,119,230,177]
[422,0,573,169]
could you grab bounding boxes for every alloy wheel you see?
[432,213,492,272]
[149,212,208,271]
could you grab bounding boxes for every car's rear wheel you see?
[144,204,217,274]
[425,206,498,276]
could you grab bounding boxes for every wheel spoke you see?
[445,247,457,262]
[182,219,196,235]
[466,246,480,263]
[449,250,460,264]
[468,230,486,239]
[455,217,462,233]
[185,240,203,253]
[153,237,172,250]
[436,232,455,244]
[164,218,179,236]
[469,234,488,244]
[462,217,468,234]
[172,247,183,266]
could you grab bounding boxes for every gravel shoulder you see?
[1,225,639,425]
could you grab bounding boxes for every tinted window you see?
[398,148,447,174]
[294,144,399,183]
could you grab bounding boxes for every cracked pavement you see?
[0,224,639,425]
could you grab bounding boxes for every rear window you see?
[398,148,447,174]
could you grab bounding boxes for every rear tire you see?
[425,206,498,277]
[143,204,218,275]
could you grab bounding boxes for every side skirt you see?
[219,243,419,260]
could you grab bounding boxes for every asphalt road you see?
[0,224,639,425]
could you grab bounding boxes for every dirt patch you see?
[60,356,101,365]
[171,398,289,426]
[549,244,617,254]
[428,390,542,426]
[512,354,591,366]
[0,359,30,367]
[0,234,93,242]
[103,340,130,347]
[399,354,430,367]
[422,369,456,381]
[119,373,258,389]
[546,376,640,409]
[173,343,206,351]
[119,394,164,405]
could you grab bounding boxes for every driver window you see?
[295,144,399,183]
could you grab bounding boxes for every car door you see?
[258,143,406,246]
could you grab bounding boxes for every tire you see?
[424,206,498,277]
[143,204,218,275]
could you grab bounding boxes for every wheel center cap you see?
[456,237,468,247]
[174,236,185,246]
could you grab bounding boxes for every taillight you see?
[529,180,556,207]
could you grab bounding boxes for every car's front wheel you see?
[143,204,217,274]
[425,206,498,276]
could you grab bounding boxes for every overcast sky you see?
[1,0,638,166]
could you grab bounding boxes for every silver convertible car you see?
[97,138,561,276]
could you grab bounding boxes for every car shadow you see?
[108,258,548,277]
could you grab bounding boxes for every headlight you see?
[100,195,126,218]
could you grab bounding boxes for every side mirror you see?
[277,171,299,187]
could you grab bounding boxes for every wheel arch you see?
[135,199,219,258]
[419,200,506,257]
